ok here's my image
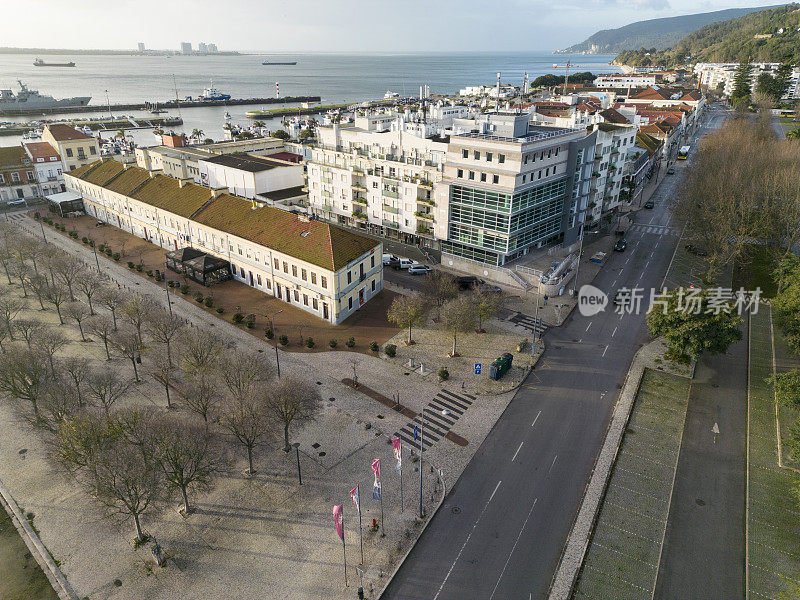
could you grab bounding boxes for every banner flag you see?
[372,481,382,500]
[392,437,402,474]
[350,486,360,510]
[332,505,344,540]
[371,458,381,479]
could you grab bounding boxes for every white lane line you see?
[433,480,502,600]
[602,344,609,357]
[646,260,650,268]
[512,441,524,462]
[612,326,617,337]
[619,313,624,321]
[625,257,630,264]
[487,497,539,600]
[585,322,592,332]
[531,410,541,428]
[619,268,624,275]
[549,455,558,474]
[611,279,617,287]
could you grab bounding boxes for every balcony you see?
[382,204,400,214]
[416,198,435,206]
[352,196,367,205]
[414,211,433,220]
[382,189,399,199]
[321,190,332,198]
[352,210,367,221]
[352,184,367,192]
[320,203,334,212]
[382,219,399,229]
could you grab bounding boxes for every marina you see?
[1,115,182,137]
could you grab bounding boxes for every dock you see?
[246,99,395,119]
[0,116,183,137]
[0,95,321,117]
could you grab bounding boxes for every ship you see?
[0,81,91,114]
[198,81,231,101]
[262,59,297,65]
[33,58,76,67]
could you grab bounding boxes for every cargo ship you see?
[33,58,76,67]
[262,59,297,65]
[0,81,90,114]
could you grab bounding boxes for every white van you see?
[397,258,414,270]
[382,253,396,266]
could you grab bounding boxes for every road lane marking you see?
[602,345,609,357]
[531,411,541,428]
[487,497,539,600]
[611,279,617,287]
[612,326,617,337]
[512,441,524,462]
[549,455,558,474]
[619,268,624,275]
[585,322,592,332]
[433,480,502,599]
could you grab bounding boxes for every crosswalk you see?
[395,389,475,449]
[508,312,549,336]
[628,223,678,236]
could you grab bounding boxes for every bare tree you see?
[27,274,49,311]
[53,411,111,477]
[177,373,222,428]
[9,260,30,297]
[62,356,91,407]
[0,224,18,284]
[110,327,143,382]
[0,290,26,339]
[97,286,125,331]
[181,328,224,375]
[470,288,505,333]
[146,345,181,408]
[387,295,426,345]
[13,318,44,348]
[86,314,114,360]
[121,295,156,347]
[75,270,104,315]
[219,348,275,402]
[64,302,91,342]
[51,255,86,302]
[220,393,271,475]
[0,346,48,422]
[442,295,477,357]
[420,270,458,320]
[145,308,185,368]
[85,371,133,416]
[37,376,81,433]
[31,327,68,377]
[15,237,45,276]
[153,417,223,515]
[265,376,322,451]
[42,281,70,325]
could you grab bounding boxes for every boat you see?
[0,81,90,114]
[198,81,231,101]
[384,90,400,99]
[262,60,297,65]
[224,111,232,120]
[33,58,76,67]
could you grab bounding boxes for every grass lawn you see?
[747,307,800,599]
[732,245,782,299]
[0,505,58,600]
[573,369,690,600]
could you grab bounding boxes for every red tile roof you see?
[599,108,629,124]
[45,124,92,142]
[24,141,60,162]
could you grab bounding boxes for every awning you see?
[45,191,82,205]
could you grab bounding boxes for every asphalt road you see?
[653,318,748,600]
[383,110,727,600]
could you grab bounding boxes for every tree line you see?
[0,223,321,543]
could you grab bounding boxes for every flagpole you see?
[342,511,348,587]
[400,445,404,512]
[379,481,385,534]
[357,487,364,564]
[419,422,424,519]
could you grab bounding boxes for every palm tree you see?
[253,120,265,128]
[191,128,204,141]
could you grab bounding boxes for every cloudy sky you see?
[7,0,785,52]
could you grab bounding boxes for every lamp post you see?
[164,261,172,315]
[267,309,283,377]
[292,442,302,485]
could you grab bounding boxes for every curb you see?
[0,478,79,600]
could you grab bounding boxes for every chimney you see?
[148,169,163,179]
[178,177,193,188]
[211,186,227,198]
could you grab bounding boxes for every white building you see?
[180,42,192,55]
[586,123,638,225]
[594,74,658,89]
[198,153,304,202]
[694,62,800,99]
[198,42,208,53]
[23,141,64,196]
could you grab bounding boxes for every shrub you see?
[384,344,397,357]
[154,273,163,282]
[135,264,142,272]
[245,321,255,329]
[69,231,78,238]
[204,296,213,307]
[127,261,135,269]
[88,240,94,248]
[145,270,153,277]
[82,237,89,245]
[193,291,204,302]
[305,338,315,348]
[98,244,106,252]
[438,367,450,381]
[369,341,379,352]
[112,253,120,261]
[180,285,189,294]
[105,248,113,256]
[232,313,244,323]
[265,328,274,339]
[215,307,224,314]
[279,334,289,346]
[345,337,356,348]
[33,212,40,220]
[329,339,337,348]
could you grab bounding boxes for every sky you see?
[4,0,787,52]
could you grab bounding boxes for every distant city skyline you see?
[5,0,786,52]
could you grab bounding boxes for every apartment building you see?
[65,160,382,324]
[594,74,658,89]
[24,141,64,196]
[198,153,304,201]
[694,62,800,99]
[0,146,38,203]
[586,123,637,225]
[42,124,100,173]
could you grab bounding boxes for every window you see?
[313,298,318,310]
[301,268,307,281]
[266,279,271,289]
[524,155,529,164]
[311,272,317,285]
[468,171,475,180]
[473,151,480,160]
[522,174,526,183]
[0,174,5,183]
[274,258,279,269]
[555,147,559,156]
[321,276,327,288]
[283,261,288,273]
[371,280,376,292]
[370,256,375,268]
[492,175,499,184]
[11,173,20,183]
[486,152,493,162]
[498,154,505,164]
[457,169,463,178]
[294,290,299,301]
[303,294,309,306]
[257,274,262,286]
[89,147,97,155]
[292,265,297,277]
[66,148,73,158]
[480,173,487,182]
[347,271,352,284]
[26,171,34,180]
[240,266,245,277]
[348,297,353,310]
[462,149,468,158]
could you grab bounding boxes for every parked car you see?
[382,253,396,266]
[613,238,628,252]
[643,200,655,209]
[408,264,433,275]
[684,244,709,257]
[457,276,485,290]
[397,258,414,270]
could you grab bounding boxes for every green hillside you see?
[559,6,777,54]
[615,3,800,67]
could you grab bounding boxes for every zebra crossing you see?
[395,389,475,449]
[508,312,549,336]
[628,223,678,236]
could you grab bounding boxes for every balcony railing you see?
[382,204,399,214]
[382,219,399,229]
[382,189,399,199]
[321,190,332,198]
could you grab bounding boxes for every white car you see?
[382,253,396,266]
[408,264,432,275]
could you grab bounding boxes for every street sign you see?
[475,363,482,375]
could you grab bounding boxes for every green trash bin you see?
[488,353,514,381]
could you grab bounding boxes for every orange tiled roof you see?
[24,141,60,162]
[45,124,93,142]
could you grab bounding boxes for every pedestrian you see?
[543,294,548,306]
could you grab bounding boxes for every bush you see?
[105,248,113,256]
[279,334,289,346]
[265,328,274,339]
[369,341,379,352]
[127,261,135,269]
[69,231,78,238]
[329,339,337,348]
[98,244,106,252]
[135,264,142,272]
[203,296,213,307]
[154,273,163,282]
[232,313,244,323]
[82,237,89,245]
[88,240,94,248]
[145,270,153,277]
[245,321,255,329]
[384,344,397,357]
[438,367,450,381]
[215,307,224,314]
[180,285,189,294]
[305,338,315,348]
[193,291,204,302]
[33,212,40,220]
[345,337,355,348]
[112,253,120,261]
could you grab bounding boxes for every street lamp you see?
[292,442,302,485]
[266,309,283,377]
[164,261,172,315]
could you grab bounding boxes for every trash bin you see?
[488,353,514,381]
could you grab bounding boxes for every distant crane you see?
[551,60,584,96]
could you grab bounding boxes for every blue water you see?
[0,52,619,143]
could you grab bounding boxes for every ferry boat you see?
[199,81,231,101]
[0,81,90,114]
[262,59,297,65]
[33,58,76,67]
[384,91,400,99]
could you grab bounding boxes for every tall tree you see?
[75,271,104,315]
[220,393,271,475]
[145,309,185,368]
[0,346,48,422]
[42,281,70,325]
[64,302,91,342]
[86,314,114,360]
[181,328,224,375]
[442,295,477,357]
[121,295,155,347]
[13,318,44,348]
[51,255,86,302]
[146,345,181,408]
[219,348,275,402]
[387,296,426,345]
[470,288,505,332]
[85,370,134,416]
[730,60,753,104]
[265,377,321,451]
[31,327,68,378]
[62,356,91,407]
[177,373,222,428]
[97,286,125,331]
[110,327,144,382]
[420,271,458,319]
[0,291,26,339]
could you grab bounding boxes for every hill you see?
[558,6,776,54]
[614,4,800,67]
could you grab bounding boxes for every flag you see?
[350,486,360,511]
[392,437,402,474]
[372,481,382,500]
[372,458,381,479]
[332,505,343,540]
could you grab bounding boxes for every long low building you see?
[65,160,383,324]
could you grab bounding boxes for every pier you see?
[0,116,183,137]
[0,95,321,117]
[245,99,395,119]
